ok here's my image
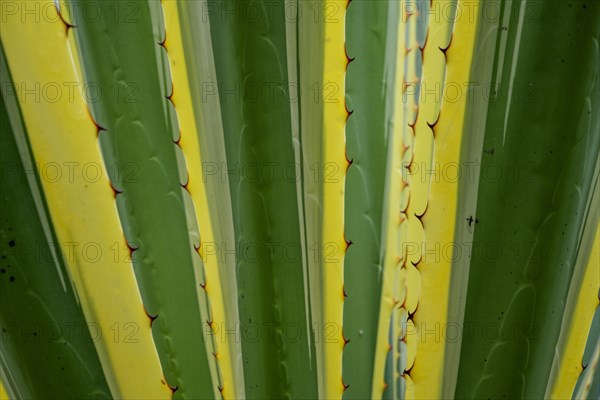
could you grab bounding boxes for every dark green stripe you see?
[70,1,214,397]
[343,0,398,397]
[206,0,318,398]
[456,1,600,398]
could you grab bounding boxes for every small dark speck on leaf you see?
[8,240,15,247]
[9,276,15,282]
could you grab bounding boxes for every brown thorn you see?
[344,146,354,170]
[85,107,107,134]
[159,31,168,49]
[343,233,353,251]
[109,182,123,198]
[419,32,429,64]
[408,303,419,320]
[125,240,139,253]
[439,34,453,62]
[408,107,419,131]
[415,202,428,221]
[345,102,354,120]
[344,42,355,66]
[143,307,158,327]
[410,259,421,269]
[55,4,75,35]
[166,88,174,103]
[427,111,441,136]
[180,173,190,190]
[342,333,350,347]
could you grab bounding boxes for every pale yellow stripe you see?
[550,222,600,399]
[401,6,420,393]
[322,1,347,398]
[162,2,236,398]
[0,380,8,400]
[410,1,480,399]
[1,2,169,398]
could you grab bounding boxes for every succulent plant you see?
[1,0,598,399]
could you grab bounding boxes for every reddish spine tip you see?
[55,6,75,34]
[342,381,350,391]
[109,183,123,198]
[343,286,348,298]
[344,105,354,122]
[86,108,107,133]
[344,145,353,168]
[344,43,354,64]
[427,111,441,132]
[159,34,168,49]
[415,203,428,221]
[200,281,207,290]
[343,234,352,251]
[408,306,418,321]
[342,334,350,347]
[143,307,158,327]
[440,35,453,58]
[125,241,139,253]
[420,30,430,54]
[166,85,174,101]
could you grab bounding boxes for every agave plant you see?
[0,0,598,399]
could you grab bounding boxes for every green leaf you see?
[455,1,600,398]
[0,46,111,400]
[70,1,215,397]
